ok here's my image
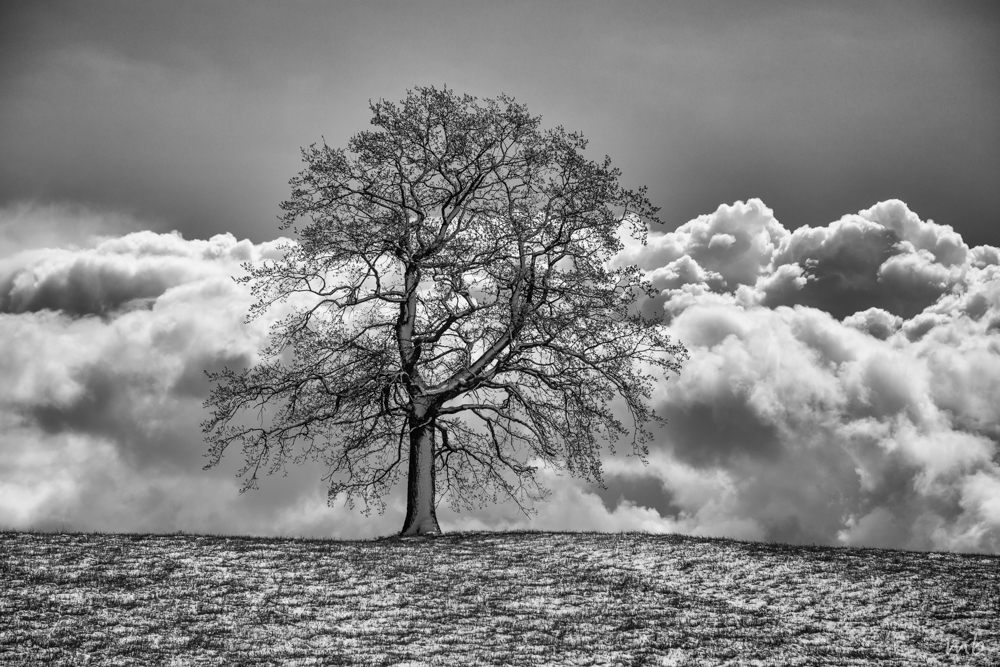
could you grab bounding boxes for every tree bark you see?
[399,405,441,536]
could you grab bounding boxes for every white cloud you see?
[2,199,999,553]
[0,207,313,536]
[602,199,1000,551]
[0,224,285,316]
[587,198,1000,553]
[843,307,902,340]
[615,198,787,293]
[632,197,994,323]
[860,199,969,267]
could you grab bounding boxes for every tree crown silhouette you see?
[202,86,687,535]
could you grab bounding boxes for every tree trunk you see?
[400,406,441,536]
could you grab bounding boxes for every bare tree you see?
[202,86,687,536]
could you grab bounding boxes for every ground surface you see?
[1,529,997,666]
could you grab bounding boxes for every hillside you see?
[1,529,997,666]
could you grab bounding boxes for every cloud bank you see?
[2,199,999,552]
[597,199,1000,553]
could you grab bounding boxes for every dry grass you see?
[1,529,997,666]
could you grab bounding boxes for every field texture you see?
[1,529,997,666]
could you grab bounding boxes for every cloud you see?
[587,199,1000,553]
[763,200,974,319]
[625,198,981,323]
[0,204,330,537]
[652,302,999,551]
[2,199,999,553]
[616,198,787,295]
[0,208,285,316]
[843,307,902,340]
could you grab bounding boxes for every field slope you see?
[1,529,997,666]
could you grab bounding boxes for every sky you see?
[1,0,999,552]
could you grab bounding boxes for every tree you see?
[202,86,687,536]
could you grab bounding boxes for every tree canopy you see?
[202,86,687,535]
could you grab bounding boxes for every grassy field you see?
[1,529,997,666]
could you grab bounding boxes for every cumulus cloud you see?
[587,199,1000,553]
[843,307,902,340]
[0,204,348,537]
[0,223,285,316]
[647,303,999,551]
[2,199,999,553]
[616,198,787,296]
[621,197,980,323]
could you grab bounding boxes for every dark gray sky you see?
[2,1,1000,551]
[2,0,998,246]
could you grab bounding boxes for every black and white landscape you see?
[2,1,999,555]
